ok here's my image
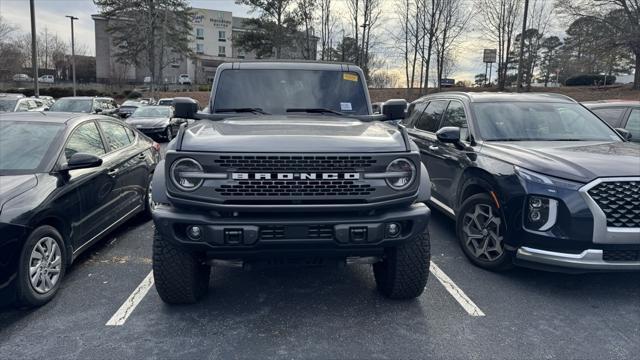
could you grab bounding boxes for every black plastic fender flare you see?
[151,160,170,204]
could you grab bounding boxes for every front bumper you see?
[515,247,640,272]
[152,203,430,258]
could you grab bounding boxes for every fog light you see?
[187,225,202,240]
[386,222,401,238]
[529,197,543,208]
[529,210,541,222]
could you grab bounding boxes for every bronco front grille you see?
[587,180,640,228]
[213,155,377,172]
[216,180,374,197]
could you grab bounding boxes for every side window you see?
[625,109,640,143]
[404,101,428,127]
[17,100,30,112]
[100,121,132,151]
[440,101,469,141]
[415,100,448,133]
[125,126,137,142]
[592,107,625,128]
[65,122,106,160]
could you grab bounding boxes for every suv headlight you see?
[385,158,416,190]
[170,158,204,191]
[524,195,558,231]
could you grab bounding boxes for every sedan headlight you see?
[170,158,204,191]
[385,158,416,190]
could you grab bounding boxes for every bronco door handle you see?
[428,145,439,151]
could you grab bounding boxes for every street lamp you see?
[30,0,39,97]
[66,15,78,96]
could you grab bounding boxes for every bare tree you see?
[318,0,337,60]
[0,15,16,40]
[475,0,522,90]
[434,0,470,89]
[297,0,316,60]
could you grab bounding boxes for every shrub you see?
[127,91,142,99]
[565,74,616,86]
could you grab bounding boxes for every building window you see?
[218,46,226,57]
[218,30,226,42]
[196,44,204,54]
[196,28,204,40]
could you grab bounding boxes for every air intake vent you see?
[216,180,374,197]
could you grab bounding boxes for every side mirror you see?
[43,107,49,111]
[382,99,408,120]
[173,97,199,119]
[615,128,632,141]
[94,108,103,114]
[63,153,103,171]
[436,126,461,144]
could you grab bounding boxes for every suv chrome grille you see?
[588,181,640,228]
[216,180,374,197]
[213,155,377,172]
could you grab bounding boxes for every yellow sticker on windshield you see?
[343,73,358,82]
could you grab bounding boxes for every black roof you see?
[418,92,577,103]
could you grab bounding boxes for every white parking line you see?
[429,262,485,317]
[106,271,154,326]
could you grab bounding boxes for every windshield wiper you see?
[216,107,270,115]
[286,108,347,116]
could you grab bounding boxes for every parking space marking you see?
[106,271,154,326]
[429,262,485,317]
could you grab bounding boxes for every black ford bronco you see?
[151,61,432,304]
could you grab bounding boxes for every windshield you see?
[0,99,18,112]
[0,121,64,174]
[213,69,369,115]
[472,102,622,141]
[131,106,171,118]
[50,99,93,113]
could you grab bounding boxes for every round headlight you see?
[170,158,204,191]
[386,158,416,190]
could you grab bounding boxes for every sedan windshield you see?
[213,69,369,115]
[0,99,18,112]
[132,106,171,118]
[0,121,64,173]
[50,99,93,113]
[472,102,622,141]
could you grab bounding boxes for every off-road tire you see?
[456,193,513,271]
[153,230,210,304]
[373,232,430,299]
[16,225,66,308]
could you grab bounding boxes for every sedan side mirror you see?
[63,153,103,171]
[615,128,632,141]
[382,99,408,121]
[94,108,103,114]
[174,97,199,120]
[436,126,461,143]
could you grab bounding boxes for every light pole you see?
[66,15,78,96]
[30,0,39,97]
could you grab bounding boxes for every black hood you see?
[126,117,170,129]
[0,175,37,212]
[482,141,640,183]
[179,116,407,153]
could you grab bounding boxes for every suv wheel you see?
[373,233,430,299]
[456,193,512,270]
[17,226,66,307]
[153,229,210,304]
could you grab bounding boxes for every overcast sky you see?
[0,0,565,83]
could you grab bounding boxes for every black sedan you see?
[403,92,640,272]
[0,112,160,307]
[124,105,185,142]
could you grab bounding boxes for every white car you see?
[12,74,31,82]
[178,74,192,85]
[38,75,54,83]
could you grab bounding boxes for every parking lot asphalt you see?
[1,145,639,360]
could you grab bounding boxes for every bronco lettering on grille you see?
[231,173,360,180]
